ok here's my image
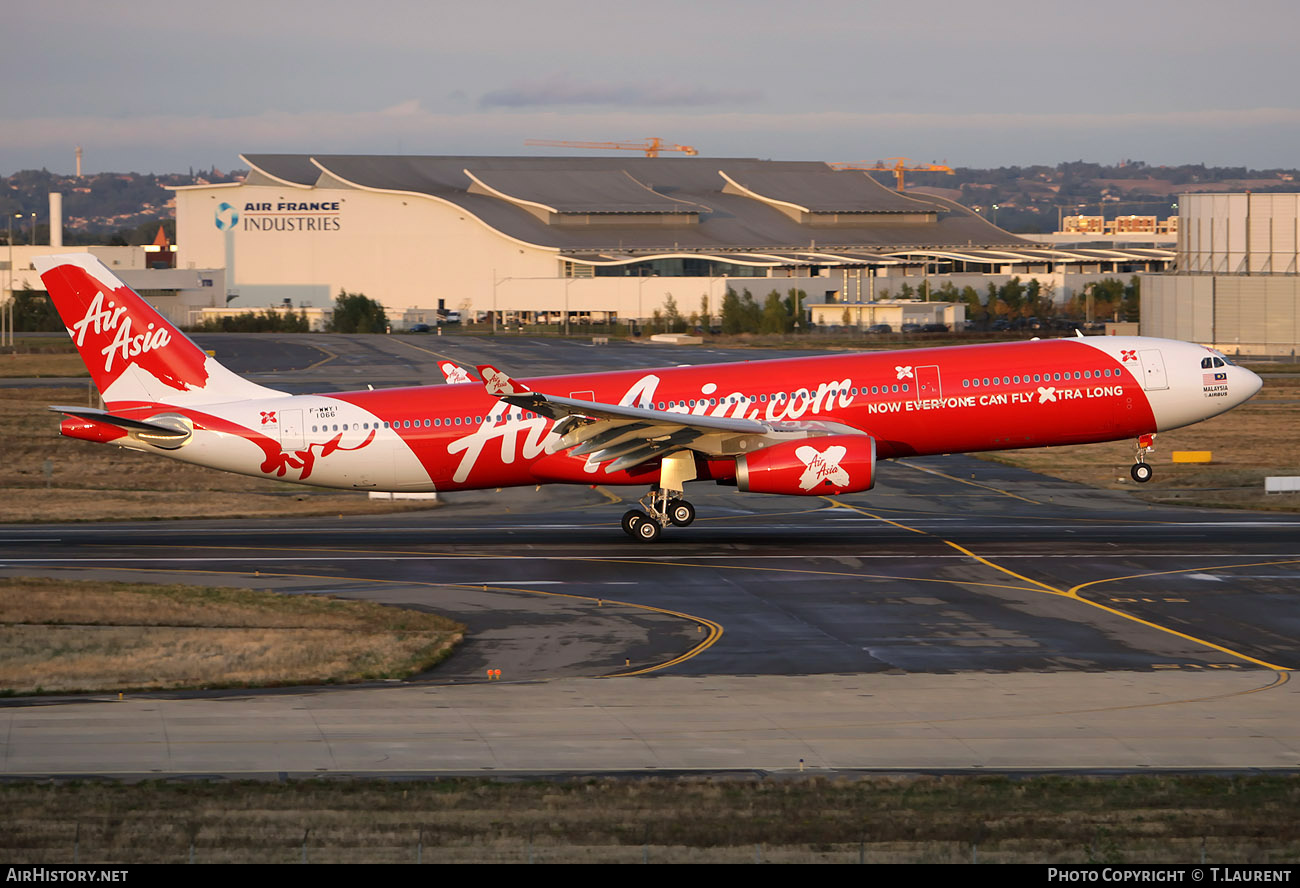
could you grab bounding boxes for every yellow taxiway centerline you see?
[822,497,1294,673]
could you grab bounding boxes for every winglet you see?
[477,364,531,398]
[439,361,478,385]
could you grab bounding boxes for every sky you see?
[3,0,1299,176]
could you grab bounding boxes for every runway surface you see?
[2,333,1298,776]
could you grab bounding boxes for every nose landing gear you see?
[1131,433,1156,483]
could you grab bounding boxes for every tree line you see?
[184,290,389,334]
[715,288,809,334]
[870,276,1139,325]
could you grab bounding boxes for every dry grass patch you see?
[0,351,88,377]
[1,775,1297,864]
[0,577,463,695]
[982,369,1300,511]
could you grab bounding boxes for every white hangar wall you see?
[175,183,561,316]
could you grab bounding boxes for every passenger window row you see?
[961,367,1122,388]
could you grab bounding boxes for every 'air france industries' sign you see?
[216,201,342,232]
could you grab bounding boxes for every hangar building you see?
[173,154,1169,329]
[1142,193,1300,356]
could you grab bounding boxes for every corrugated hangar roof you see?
[718,167,926,213]
[466,168,701,215]
[241,154,1032,255]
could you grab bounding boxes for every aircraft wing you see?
[476,364,860,473]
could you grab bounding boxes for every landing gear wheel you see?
[1131,462,1153,483]
[621,510,646,537]
[634,517,662,542]
[668,499,696,527]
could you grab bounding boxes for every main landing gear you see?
[1131,433,1156,483]
[621,487,696,542]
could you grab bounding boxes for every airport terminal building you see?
[172,154,1170,329]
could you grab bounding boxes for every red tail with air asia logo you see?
[34,253,279,408]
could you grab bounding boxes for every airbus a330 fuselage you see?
[36,253,1262,541]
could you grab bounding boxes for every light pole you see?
[6,213,20,348]
[7,212,16,295]
[563,276,572,337]
[491,268,505,334]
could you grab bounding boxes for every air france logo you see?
[214,202,239,231]
[795,444,850,491]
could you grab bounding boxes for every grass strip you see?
[0,774,1295,864]
[0,577,463,695]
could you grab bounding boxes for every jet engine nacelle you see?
[735,434,876,496]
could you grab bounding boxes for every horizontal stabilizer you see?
[50,405,191,448]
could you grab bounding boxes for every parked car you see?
[407,323,431,333]
[900,323,922,334]
[866,323,893,334]
[920,323,948,333]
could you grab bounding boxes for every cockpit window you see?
[1201,357,1214,369]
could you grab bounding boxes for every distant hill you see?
[901,160,1298,233]
[4,161,1297,241]
[0,167,244,245]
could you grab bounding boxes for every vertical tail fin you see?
[34,253,281,408]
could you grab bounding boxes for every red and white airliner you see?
[36,253,1262,541]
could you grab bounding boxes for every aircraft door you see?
[1138,349,1169,391]
[914,365,942,401]
[278,409,305,450]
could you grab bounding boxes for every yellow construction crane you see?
[829,157,954,191]
[524,137,698,158]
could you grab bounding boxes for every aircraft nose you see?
[1238,365,1263,402]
